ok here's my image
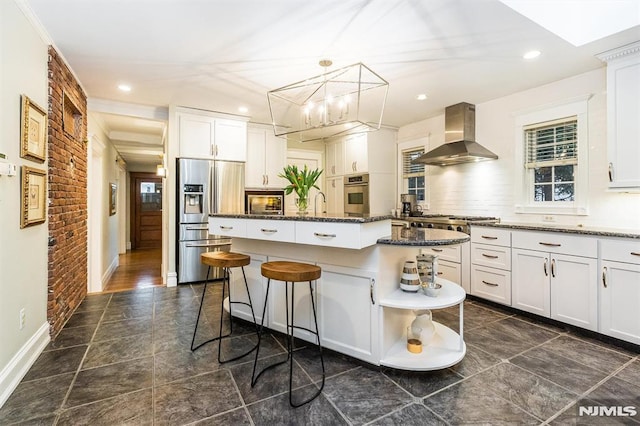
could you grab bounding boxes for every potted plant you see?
[279,164,323,214]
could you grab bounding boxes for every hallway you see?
[102,247,163,293]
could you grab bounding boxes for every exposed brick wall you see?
[47,46,88,337]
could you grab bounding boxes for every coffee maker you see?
[400,193,416,216]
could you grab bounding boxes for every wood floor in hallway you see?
[102,247,164,293]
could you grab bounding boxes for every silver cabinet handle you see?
[266,175,269,185]
[220,225,233,230]
[481,235,498,240]
[482,253,499,259]
[260,228,277,233]
[551,258,556,278]
[215,145,219,156]
[431,248,443,252]
[544,258,548,276]
[539,242,561,247]
[608,162,614,182]
[602,266,608,288]
[370,278,375,305]
[186,226,209,231]
[631,252,640,257]
[482,280,499,287]
[186,242,231,248]
[314,232,337,238]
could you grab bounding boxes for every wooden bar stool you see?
[191,251,259,364]
[251,260,325,407]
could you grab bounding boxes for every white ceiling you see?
[24,0,640,166]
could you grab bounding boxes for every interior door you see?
[131,173,163,249]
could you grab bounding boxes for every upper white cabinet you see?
[598,42,640,190]
[511,230,598,331]
[178,108,247,161]
[246,124,287,188]
[326,139,345,177]
[325,128,396,177]
[599,238,640,345]
[344,133,368,173]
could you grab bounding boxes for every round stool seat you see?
[261,261,321,282]
[201,251,250,268]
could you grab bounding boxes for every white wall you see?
[398,68,640,230]
[0,0,51,406]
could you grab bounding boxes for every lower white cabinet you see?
[599,238,640,344]
[317,263,378,364]
[228,253,268,325]
[511,231,598,331]
[470,227,512,305]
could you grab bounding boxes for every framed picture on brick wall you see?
[20,95,47,163]
[21,166,47,228]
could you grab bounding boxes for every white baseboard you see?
[101,255,119,289]
[0,322,50,408]
[167,271,178,287]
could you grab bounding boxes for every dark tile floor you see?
[1,284,639,425]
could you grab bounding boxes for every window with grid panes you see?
[402,148,425,201]
[525,117,577,203]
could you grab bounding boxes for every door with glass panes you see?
[131,173,162,249]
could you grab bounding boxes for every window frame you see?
[514,96,590,216]
[397,138,429,209]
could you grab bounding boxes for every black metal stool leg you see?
[191,266,212,351]
[289,280,325,408]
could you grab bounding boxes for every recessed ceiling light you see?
[118,84,131,92]
[238,106,248,113]
[523,50,541,60]
[416,94,428,101]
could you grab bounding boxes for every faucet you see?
[314,191,326,215]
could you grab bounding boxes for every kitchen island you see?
[209,213,470,370]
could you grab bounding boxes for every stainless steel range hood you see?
[413,102,498,166]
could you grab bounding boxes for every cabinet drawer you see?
[471,265,511,306]
[471,227,511,246]
[512,230,597,258]
[295,221,363,249]
[601,238,640,264]
[246,220,295,242]
[421,244,461,263]
[471,243,511,270]
[208,217,247,238]
[438,260,461,286]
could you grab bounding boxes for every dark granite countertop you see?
[209,212,392,223]
[471,221,640,239]
[377,227,470,246]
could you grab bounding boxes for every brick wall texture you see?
[47,46,88,337]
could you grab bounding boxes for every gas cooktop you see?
[404,215,500,234]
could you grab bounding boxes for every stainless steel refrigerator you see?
[177,158,245,284]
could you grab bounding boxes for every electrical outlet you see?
[19,308,25,329]
[542,215,555,222]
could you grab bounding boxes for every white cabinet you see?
[246,124,287,188]
[421,244,463,287]
[511,230,598,331]
[245,219,295,242]
[317,264,378,364]
[325,177,344,214]
[325,139,344,177]
[598,42,640,189]
[208,217,247,238]
[470,227,512,305]
[600,238,640,344]
[344,133,368,173]
[178,109,247,161]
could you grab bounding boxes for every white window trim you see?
[397,137,429,210]
[514,96,591,216]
